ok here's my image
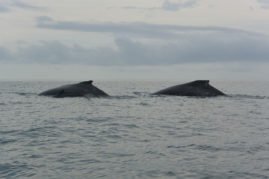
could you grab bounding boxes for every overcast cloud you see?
[0,0,43,12]
[1,13,269,66]
[0,3,9,12]
[123,0,198,11]
[1,0,269,80]
[6,17,260,65]
[257,0,269,9]
[12,1,44,10]
[1,33,269,65]
[36,17,259,39]
[162,0,197,11]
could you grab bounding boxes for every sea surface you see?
[1,81,269,178]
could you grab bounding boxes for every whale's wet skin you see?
[1,81,269,178]
[153,80,226,97]
[39,80,108,98]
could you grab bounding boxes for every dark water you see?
[1,81,269,178]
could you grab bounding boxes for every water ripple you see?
[0,163,34,178]
[1,81,269,178]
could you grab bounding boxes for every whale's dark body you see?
[153,80,225,97]
[39,80,108,98]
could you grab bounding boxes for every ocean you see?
[1,81,269,178]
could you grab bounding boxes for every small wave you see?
[106,134,122,139]
[229,94,269,99]
[226,171,269,179]
[0,130,18,134]
[0,163,34,178]
[167,144,221,152]
[137,102,150,106]
[123,124,139,129]
[110,95,137,100]
[9,101,32,105]
[16,126,60,139]
[151,94,227,99]
[0,103,6,106]
[86,117,113,123]
[13,92,37,96]
[99,152,135,158]
[84,94,111,99]
[167,144,195,149]
[164,171,176,177]
[78,159,102,164]
[133,92,151,97]
[0,138,17,145]
[142,170,177,178]
[195,144,222,152]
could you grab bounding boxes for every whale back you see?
[78,80,93,85]
[39,80,108,97]
[184,80,210,88]
[153,80,225,97]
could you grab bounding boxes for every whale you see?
[153,80,226,97]
[39,80,109,98]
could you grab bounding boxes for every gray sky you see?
[0,0,269,80]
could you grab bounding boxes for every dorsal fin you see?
[79,80,93,85]
[189,80,209,86]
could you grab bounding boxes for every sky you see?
[0,0,269,81]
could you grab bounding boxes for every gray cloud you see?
[162,0,197,11]
[2,33,269,65]
[0,0,44,12]
[37,16,53,22]
[0,46,12,60]
[2,17,268,65]
[122,0,198,11]
[4,41,120,65]
[257,0,269,9]
[0,4,9,12]
[12,0,44,10]
[36,16,259,39]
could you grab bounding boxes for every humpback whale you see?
[39,80,109,98]
[153,80,225,97]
